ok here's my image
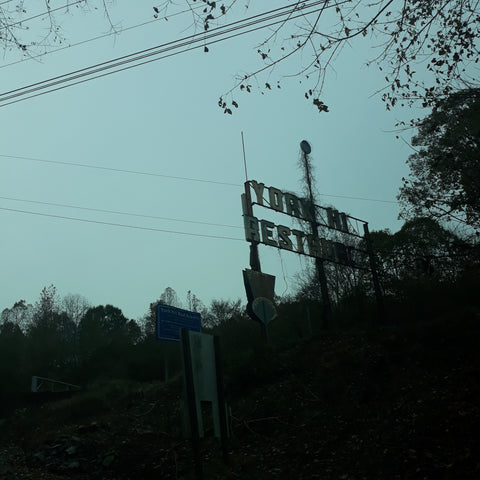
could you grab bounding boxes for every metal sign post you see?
[180,329,229,478]
[363,223,385,322]
[242,184,272,342]
[243,181,261,272]
[180,329,202,479]
[301,140,332,329]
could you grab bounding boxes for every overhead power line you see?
[0,1,325,98]
[0,0,333,107]
[318,193,398,204]
[0,153,241,186]
[0,153,399,204]
[1,0,86,30]
[0,195,243,229]
[0,207,244,241]
[0,4,205,70]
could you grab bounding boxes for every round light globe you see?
[300,140,312,154]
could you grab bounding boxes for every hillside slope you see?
[1,310,479,479]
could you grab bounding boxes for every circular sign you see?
[300,140,312,154]
[252,297,277,325]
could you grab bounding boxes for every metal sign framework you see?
[242,180,370,268]
[242,180,384,321]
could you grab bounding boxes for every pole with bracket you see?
[242,181,271,342]
[244,181,261,272]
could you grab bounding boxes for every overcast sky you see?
[0,1,421,320]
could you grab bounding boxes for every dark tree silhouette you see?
[399,88,480,233]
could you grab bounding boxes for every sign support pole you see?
[244,181,270,342]
[164,350,169,382]
[213,336,229,465]
[301,148,332,330]
[244,181,261,272]
[180,329,203,479]
[314,256,332,330]
[363,223,385,323]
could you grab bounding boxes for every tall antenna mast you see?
[241,131,248,182]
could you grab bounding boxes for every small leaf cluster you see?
[218,96,238,114]
[312,98,329,113]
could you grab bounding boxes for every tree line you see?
[1,86,479,392]
[0,285,246,393]
[1,211,478,394]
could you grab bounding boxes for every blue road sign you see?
[156,304,202,341]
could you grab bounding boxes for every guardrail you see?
[31,376,81,393]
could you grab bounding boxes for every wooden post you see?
[180,329,202,479]
[301,150,332,330]
[306,305,312,337]
[164,350,169,382]
[213,336,229,465]
[315,256,332,330]
[363,223,385,323]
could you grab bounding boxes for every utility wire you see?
[0,4,205,70]
[2,1,322,94]
[0,153,399,204]
[0,153,241,187]
[0,1,331,106]
[0,195,243,229]
[319,193,398,204]
[0,207,244,241]
[0,1,325,98]
[0,0,86,30]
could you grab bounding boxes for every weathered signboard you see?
[156,304,202,342]
[241,180,369,268]
[241,178,384,323]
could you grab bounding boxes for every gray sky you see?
[0,1,419,320]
